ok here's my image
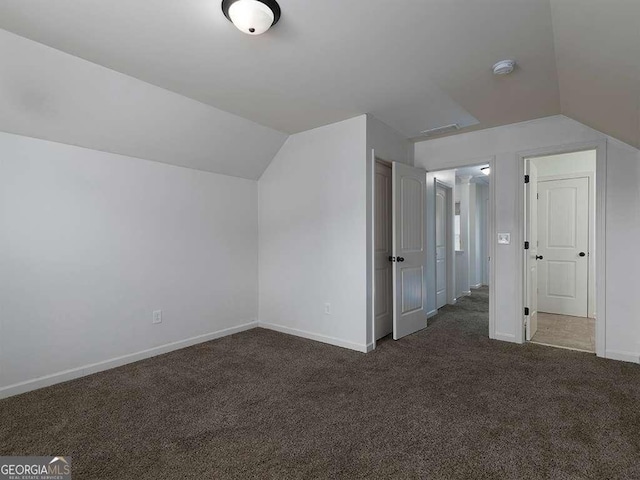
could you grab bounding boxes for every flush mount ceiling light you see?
[222,0,281,35]
[480,166,491,175]
[492,59,516,75]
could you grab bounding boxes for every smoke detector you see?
[492,59,516,75]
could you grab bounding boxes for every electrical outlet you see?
[324,303,332,315]
[152,310,162,324]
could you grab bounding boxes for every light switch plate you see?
[497,233,511,245]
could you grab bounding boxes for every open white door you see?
[525,160,539,340]
[392,162,428,340]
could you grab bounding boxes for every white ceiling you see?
[550,0,640,148]
[455,165,491,185]
[0,29,287,180]
[0,0,637,150]
[0,0,560,139]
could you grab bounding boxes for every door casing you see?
[426,159,496,340]
[519,141,606,357]
[369,154,497,350]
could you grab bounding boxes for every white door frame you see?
[426,157,496,340]
[434,179,455,307]
[517,140,606,357]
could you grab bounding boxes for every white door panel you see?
[546,261,577,297]
[435,185,447,308]
[525,161,539,340]
[401,266,424,313]
[393,162,428,340]
[374,162,393,340]
[538,177,589,317]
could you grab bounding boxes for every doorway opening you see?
[371,156,494,348]
[523,149,597,353]
[428,163,492,337]
[372,158,430,344]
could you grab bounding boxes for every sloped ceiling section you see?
[550,0,640,148]
[0,29,287,180]
[0,0,560,140]
[0,0,637,155]
[421,0,560,136]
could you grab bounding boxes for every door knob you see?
[388,256,396,262]
[579,252,586,257]
[397,257,405,262]
[535,255,543,260]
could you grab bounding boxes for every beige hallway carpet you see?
[532,312,595,352]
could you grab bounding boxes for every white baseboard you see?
[258,322,368,353]
[0,321,258,399]
[470,283,483,289]
[605,349,640,364]
[427,309,438,319]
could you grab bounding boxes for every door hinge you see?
[524,175,530,184]
[524,307,530,316]
[537,193,539,200]
[524,241,530,250]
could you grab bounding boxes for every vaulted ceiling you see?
[550,0,640,148]
[0,0,637,164]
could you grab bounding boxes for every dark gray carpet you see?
[2,287,640,479]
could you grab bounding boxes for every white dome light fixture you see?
[492,59,516,75]
[222,0,281,35]
[480,166,491,175]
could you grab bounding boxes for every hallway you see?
[429,286,490,338]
